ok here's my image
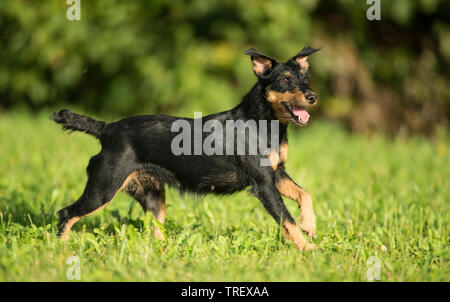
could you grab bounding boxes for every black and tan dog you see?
[53,47,320,251]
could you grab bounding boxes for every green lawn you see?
[0,111,448,281]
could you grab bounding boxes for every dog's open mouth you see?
[282,103,310,126]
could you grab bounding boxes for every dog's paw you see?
[300,213,316,238]
[300,242,319,252]
[154,228,166,241]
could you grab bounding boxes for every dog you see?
[52,47,320,251]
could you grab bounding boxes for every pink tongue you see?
[292,106,310,123]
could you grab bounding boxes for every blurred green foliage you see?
[0,0,449,134]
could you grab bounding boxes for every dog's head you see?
[245,47,320,126]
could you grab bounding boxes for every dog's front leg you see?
[275,169,316,238]
[253,180,316,251]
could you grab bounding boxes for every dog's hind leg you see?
[57,154,135,241]
[124,171,166,240]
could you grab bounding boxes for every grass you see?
[0,110,448,282]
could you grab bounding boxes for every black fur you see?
[53,47,321,249]
[52,109,106,138]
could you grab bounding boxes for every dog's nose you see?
[305,93,317,104]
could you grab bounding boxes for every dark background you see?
[1,0,449,135]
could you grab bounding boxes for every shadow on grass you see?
[0,189,142,235]
[1,189,195,240]
[0,189,57,228]
[73,213,146,235]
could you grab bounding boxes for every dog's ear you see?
[291,46,321,73]
[244,48,278,78]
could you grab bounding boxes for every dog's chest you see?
[267,142,288,171]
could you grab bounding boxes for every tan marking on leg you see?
[83,199,113,217]
[60,172,140,241]
[282,220,316,251]
[60,217,80,242]
[277,178,316,238]
[124,170,162,194]
[280,142,288,162]
[153,190,166,240]
[124,170,167,240]
[268,150,279,171]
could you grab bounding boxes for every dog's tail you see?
[52,109,106,139]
